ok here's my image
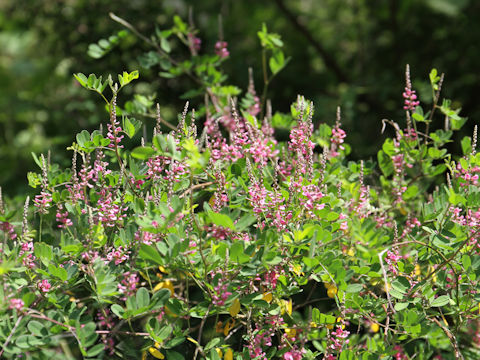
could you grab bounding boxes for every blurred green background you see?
[1,0,478,197]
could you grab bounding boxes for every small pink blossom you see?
[39,279,51,293]
[403,87,420,111]
[9,298,24,311]
[215,41,229,58]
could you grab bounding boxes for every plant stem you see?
[0,315,23,357]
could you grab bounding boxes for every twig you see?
[378,249,395,314]
[431,317,464,360]
[96,330,149,336]
[180,181,215,199]
[0,315,23,357]
[193,304,211,360]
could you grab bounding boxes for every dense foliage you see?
[2,0,480,196]
[2,6,480,360]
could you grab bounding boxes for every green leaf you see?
[131,146,156,160]
[402,185,419,200]
[230,241,250,264]
[391,277,410,294]
[76,130,90,148]
[269,50,285,75]
[139,244,164,265]
[205,337,222,351]
[16,334,45,349]
[123,117,142,139]
[207,211,235,230]
[461,136,472,155]
[462,254,472,270]
[87,343,105,357]
[345,284,363,293]
[431,295,450,307]
[111,304,125,319]
[118,70,139,88]
[394,302,409,311]
[34,242,53,266]
[209,349,222,360]
[48,264,68,281]
[136,287,150,308]
[158,324,173,341]
[74,73,88,87]
[161,37,171,53]
[28,320,47,337]
[164,337,186,350]
[165,350,185,360]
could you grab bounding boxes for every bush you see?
[1,15,479,360]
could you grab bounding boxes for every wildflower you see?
[329,325,350,352]
[153,280,174,295]
[329,107,346,158]
[0,221,17,240]
[56,204,73,228]
[9,298,24,311]
[39,279,51,293]
[106,93,124,149]
[188,33,201,53]
[215,41,229,58]
[403,65,420,111]
[33,191,52,214]
[385,248,401,275]
[212,272,232,306]
[105,246,129,265]
[118,272,139,297]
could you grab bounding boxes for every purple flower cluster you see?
[215,41,229,58]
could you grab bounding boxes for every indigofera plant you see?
[1,14,480,360]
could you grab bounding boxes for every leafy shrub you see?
[1,14,480,360]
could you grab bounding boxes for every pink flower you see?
[33,191,52,214]
[106,246,129,265]
[9,298,24,311]
[0,221,17,240]
[118,272,139,297]
[215,41,229,58]
[403,87,420,111]
[56,205,73,228]
[39,279,51,293]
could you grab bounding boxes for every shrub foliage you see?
[1,14,480,360]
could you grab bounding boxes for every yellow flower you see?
[370,322,380,333]
[327,287,337,298]
[414,264,421,277]
[224,348,233,360]
[229,298,241,317]
[215,348,223,358]
[328,317,344,329]
[262,292,273,303]
[148,347,165,359]
[285,328,296,338]
[291,263,304,276]
[336,317,345,330]
[153,280,174,295]
[279,299,292,315]
[223,318,235,336]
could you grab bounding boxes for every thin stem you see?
[0,315,23,357]
[260,49,269,120]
